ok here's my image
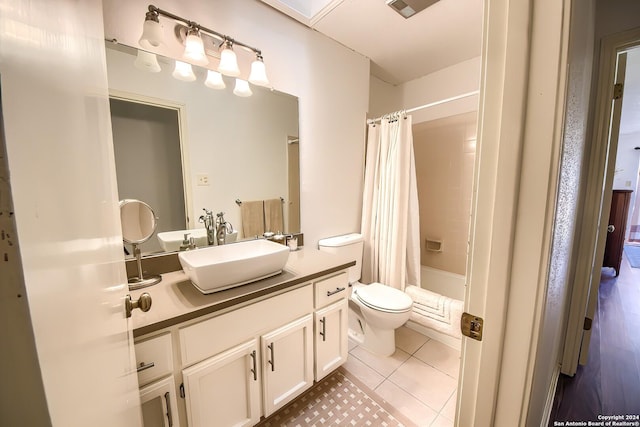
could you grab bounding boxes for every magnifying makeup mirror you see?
[120,199,162,289]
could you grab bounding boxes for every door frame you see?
[109,89,194,229]
[457,0,573,424]
[561,26,640,376]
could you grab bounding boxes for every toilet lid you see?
[354,283,413,312]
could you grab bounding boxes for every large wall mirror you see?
[106,42,300,256]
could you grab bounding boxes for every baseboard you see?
[541,364,561,427]
[405,320,462,350]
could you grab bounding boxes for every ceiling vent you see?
[386,0,439,18]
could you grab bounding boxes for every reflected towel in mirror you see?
[264,198,284,233]
[241,200,265,238]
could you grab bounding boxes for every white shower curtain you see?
[361,111,421,291]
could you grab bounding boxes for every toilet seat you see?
[353,282,413,313]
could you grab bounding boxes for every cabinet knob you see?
[607,224,615,233]
[125,293,152,318]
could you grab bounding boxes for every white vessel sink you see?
[157,228,238,252]
[178,239,290,294]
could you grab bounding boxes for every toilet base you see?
[348,301,399,357]
[347,305,365,344]
[362,327,396,357]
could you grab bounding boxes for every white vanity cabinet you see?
[135,333,180,427]
[132,264,351,427]
[179,285,314,426]
[313,273,349,381]
[182,340,260,427]
[140,376,180,427]
[260,314,314,416]
[181,314,314,426]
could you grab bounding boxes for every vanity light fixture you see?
[183,27,208,66]
[218,39,241,77]
[134,49,161,72]
[233,79,253,97]
[137,5,271,95]
[248,53,270,87]
[172,60,197,82]
[204,70,226,89]
[138,9,163,49]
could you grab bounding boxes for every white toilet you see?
[318,233,413,356]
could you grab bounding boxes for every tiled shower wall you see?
[413,111,477,276]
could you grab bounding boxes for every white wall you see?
[103,0,370,246]
[613,132,640,191]
[369,57,481,122]
[401,57,481,124]
[368,75,402,119]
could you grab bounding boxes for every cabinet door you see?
[182,340,261,427]
[261,314,314,416]
[140,377,180,427]
[314,299,349,380]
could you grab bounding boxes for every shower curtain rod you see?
[367,90,480,124]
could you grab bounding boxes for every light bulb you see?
[172,60,196,82]
[233,79,252,97]
[205,70,226,89]
[183,28,208,66]
[218,41,240,77]
[248,55,269,87]
[134,50,161,73]
[139,11,163,49]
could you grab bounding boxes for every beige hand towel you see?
[264,198,284,233]
[241,200,265,238]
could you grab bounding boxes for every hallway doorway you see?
[549,257,640,421]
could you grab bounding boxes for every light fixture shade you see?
[139,14,163,49]
[134,50,161,73]
[233,79,253,97]
[172,60,196,82]
[204,70,226,89]
[183,29,208,66]
[218,44,240,77]
[248,57,269,87]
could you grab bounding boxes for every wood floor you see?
[549,254,640,423]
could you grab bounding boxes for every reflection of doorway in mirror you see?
[287,136,301,234]
[110,97,188,255]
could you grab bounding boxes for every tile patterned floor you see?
[342,326,461,427]
[257,369,413,427]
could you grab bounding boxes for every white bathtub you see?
[420,265,466,301]
[403,266,466,349]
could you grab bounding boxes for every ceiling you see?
[259,0,640,143]
[260,0,483,85]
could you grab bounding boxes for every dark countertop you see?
[130,247,355,337]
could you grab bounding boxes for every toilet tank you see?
[318,233,363,284]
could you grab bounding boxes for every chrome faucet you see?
[215,212,232,245]
[199,209,216,246]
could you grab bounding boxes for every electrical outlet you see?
[196,174,210,186]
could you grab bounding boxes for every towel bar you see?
[236,197,284,205]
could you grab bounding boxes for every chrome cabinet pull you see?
[250,350,257,381]
[136,361,155,373]
[319,317,326,342]
[164,391,173,427]
[326,287,346,297]
[268,343,275,371]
